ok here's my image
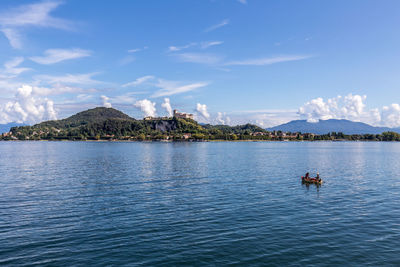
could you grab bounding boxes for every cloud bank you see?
[0,85,57,124]
[299,94,400,127]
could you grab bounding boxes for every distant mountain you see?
[267,119,400,135]
[0,123,26,134]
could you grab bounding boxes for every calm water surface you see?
[0,142,399,266]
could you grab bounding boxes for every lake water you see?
[0,141,399,266]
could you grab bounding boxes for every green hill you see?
[3,107,400,141]
[6,107,256,141]
[37,107,134,129]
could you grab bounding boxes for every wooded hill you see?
[3,107,268,141]
[3,107,400,141]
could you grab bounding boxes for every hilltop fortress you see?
[144,109,194,121]
[173,110,194,120]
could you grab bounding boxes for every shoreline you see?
[1,139,398,143]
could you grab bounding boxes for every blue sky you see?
[1,0,400,127]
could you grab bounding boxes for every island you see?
[1,107,400,141]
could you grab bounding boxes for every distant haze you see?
[267,119,400,135]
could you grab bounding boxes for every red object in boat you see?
[301,176,323,184]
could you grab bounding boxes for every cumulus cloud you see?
[30,48,91,64]
[101,95,112,108]
[0,85,57,124]
[298,94,367,123]
[0,1,72,49]
[196,103,210,119]
[216,112,231,125]
[134,99,156,117]
[161,98,173,117]
[298,94,400,128]
[381,104,400,128]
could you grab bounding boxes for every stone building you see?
[173,110,194,120]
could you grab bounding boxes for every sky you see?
[1,0,400,127]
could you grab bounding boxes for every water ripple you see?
[0,142,400,266]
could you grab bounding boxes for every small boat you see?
[301,176,323,185]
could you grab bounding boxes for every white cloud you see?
[76,94,93,102]
[175,53,222,65]
[108,93,137,105]
[238,0,247,4]
[381,104,400,128]
[134,99,156,117]
[30,48,91,64]
[1,57,30,78]
[205,19,230,32]
[35,73,103,85]
[196,103,210,120]
[30,84,86,96]
[298,94,400,128]
[168,43,197,52]
[161,98,173,117]
[128,46,148,53]
[118,55,135,66]
[298,94,367,123]
[216,112,230,125]
[122,75,155,87]
[0,28,22,49]
[0,85,57,124]
[173,53,308,67]
[151,79,208,98]
[224,110,298,127]
[200,41,223,49]
[0,1,72,49]
[101,95,112,108]
[168,41,223,52]
[225,55,312,66]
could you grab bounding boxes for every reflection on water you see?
[0,141,400,266]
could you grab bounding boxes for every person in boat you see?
[316,172,320,181]
[305,172,310,179]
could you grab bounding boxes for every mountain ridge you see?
[267,119,400,134]
[0,123,27,134]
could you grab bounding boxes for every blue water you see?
[0,142,399,266]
